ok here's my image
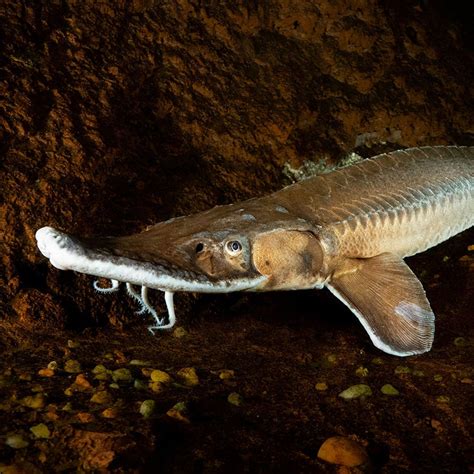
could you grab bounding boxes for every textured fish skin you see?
[35,146,474,356]
[263,146,473,259]
[85,146,472,266]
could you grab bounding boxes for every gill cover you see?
[252,230,324,290]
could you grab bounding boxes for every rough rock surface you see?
[1,1,473,472]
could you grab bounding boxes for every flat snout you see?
[36,226,85,270]
[35,226,266,293]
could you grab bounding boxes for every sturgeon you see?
[36,146,474,356]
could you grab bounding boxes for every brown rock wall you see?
[1,2,472,322]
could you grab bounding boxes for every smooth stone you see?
[30,423,50,439]
[112,368,132,383]
[219,369,235,380]
[139,400,155,418]
[64,359,82,373]
[317,436,368,467]
[20,393,46,409]
[90,390,113,404]
[355,366,369,377]
[6,434,29,449]
[338,384,372,399]
[166,402,190,423]
[227,392,243,406]
[150,370,172,383]
[381,384,399,396]
[173,327,188,338]
[129,359,151,366]
[394,366,411,375]
[177,367,199,386]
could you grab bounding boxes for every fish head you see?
[36,200,326,293]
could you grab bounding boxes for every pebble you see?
[436,395,450,403]
[355,366,369,377]
[173,326,188,338]
[5,434,29,449]
[134,379,148,390]
[129,359,151,366]
[338,384,372,400]
[47,361,58,370]
[394,365,411,375]
[317,436,368,467]
[381,384,399,396]
[141,368,153,377]
[67,340,80,348]
[64,359,81,373]
[30,423,50,439]
[315,382,328,391]
[431,419,443,433]
[177,367,199,386]
[20,393,46,409]
[92,365,110,381]
[149,382,163,393]
[45,408,59,422]
[454,337,467,347]
[76,412,95,423]
[413,369,425,377]
[90,390,113,404]
[371,357,384,365]
[102,407,119,418]
[434,374,443,382]
[38,368,55,377]
[139,400,155,418]
[74,374,92,391]
[92,364,108,374]
[218,369,235,380]
[150,369,172,384]
[227,392,243,406]
[112,368,132,383]
[166,402,190,423]
[113,350,128,364]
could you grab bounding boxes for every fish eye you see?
[225,240,242,256]
[195,243,205,253]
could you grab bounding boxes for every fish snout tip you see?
[36,226,56,257]
[35,226,73,270]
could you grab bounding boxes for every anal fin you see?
[327,253,435,356]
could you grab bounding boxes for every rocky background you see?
[1,1,473,472]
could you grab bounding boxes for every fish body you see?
[36,146,474,356]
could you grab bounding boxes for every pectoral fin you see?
[327,253,435,356]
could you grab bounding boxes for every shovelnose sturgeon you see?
[36,146,474,356]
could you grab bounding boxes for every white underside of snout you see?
[35,226,266,293]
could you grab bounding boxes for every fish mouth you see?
[35,226,266,293]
